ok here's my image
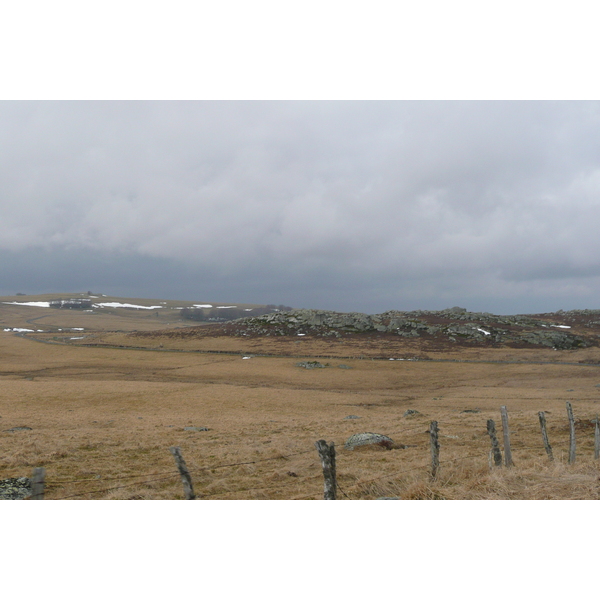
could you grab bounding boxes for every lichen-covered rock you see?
[296,361,327,369]
[0,477,32,500]
[345,432,394,450]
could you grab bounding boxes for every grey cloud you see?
[1,101,600,313]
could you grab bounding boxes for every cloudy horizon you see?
[1,100,600,315]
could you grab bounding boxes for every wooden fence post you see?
[30,467,45,500]
[429,421,440,479]
[538,411,554,461]
[315,440,337,499]
[500,406,514,467]
[566,402,576,465]
[486,419,503,467]
[169,446,196,500]
[594,415,599,460]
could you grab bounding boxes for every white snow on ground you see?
[242,356,251,359]
[173,304,212,309]
[89,296,99,298]
[70,328,84,331]
[70,337,84,340]
[244,308,252,311]
[551,324,571,328]
[297,333,306,336]
[2,301,51,307]
[92,302,163,310]
[476,328,491,335]
[4,328,34,332]
[216,306,237,309]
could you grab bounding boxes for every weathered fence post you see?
[594,415,599,460]
[169,446,196,500]
[566,402,576,465]
[315,440,337,500]
[538,411,554,461]
[30,467,45,500]
[429,421,440,479]
[500,406,514,467]
[486,419,503,467]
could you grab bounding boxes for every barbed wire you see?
[41,448,315,491]
[187,449,313,474]
[198,476,315,499]
[52,473,181,500]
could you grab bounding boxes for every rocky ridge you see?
[218,306,599,350]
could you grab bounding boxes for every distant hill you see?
[0,293,294,334]
[4,294,600,351]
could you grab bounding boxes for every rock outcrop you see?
[345,432,395,450]
[220,307,595,349]
[0,477,31,500]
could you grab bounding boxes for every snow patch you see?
[551,324,571,329]
[193,304,213,308]
[476,328,491,335]
[92,302,163,310]
[6,328,34,332]
[217,306,236,309]
[2,301,51,308]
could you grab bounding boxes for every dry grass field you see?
[2,295,600,500]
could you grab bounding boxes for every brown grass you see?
[2,300,600,499]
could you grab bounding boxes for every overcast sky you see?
[1,100,600,314]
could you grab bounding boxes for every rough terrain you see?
[2,294,599,499]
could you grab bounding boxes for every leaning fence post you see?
[538,411,554,461]
[486,419,503,467]
[429,421,440,479]
[500,406,514,467]
[30,467,45,500]
[169,446,196,500]
[594,415,599,460]
[315,440,337,499]
[566,402,576,465]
